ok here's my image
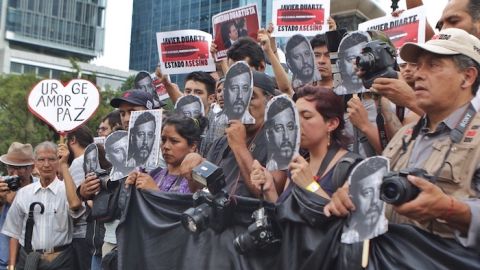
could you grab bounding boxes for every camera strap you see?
[400,102,476,181]
[432,103,476,181]
[316,145,340,178]
[396,106,405,123]
[376,96,389,150]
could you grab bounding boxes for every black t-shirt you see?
[206,128,268,198]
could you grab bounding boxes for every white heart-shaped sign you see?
[27,79,100,133]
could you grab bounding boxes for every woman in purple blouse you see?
[125,113,208,193]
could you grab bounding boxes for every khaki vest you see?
[382,114,480,238]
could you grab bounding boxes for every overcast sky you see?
[91,0,448,72]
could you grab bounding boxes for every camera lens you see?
[382,183,399,201]
[185,216,198,233]
[181,203,210,234]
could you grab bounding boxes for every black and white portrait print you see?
[265,94,300,171]
[174,95,205,118]
[286,34,321,89]
[335,31,371,95]
[223,61,255,124]
[126,110,162,169]
[341,156,389,244]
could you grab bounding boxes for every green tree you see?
[0,74,53,154]
[120,75,135,91]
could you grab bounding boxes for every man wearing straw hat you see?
[0,142,37,270]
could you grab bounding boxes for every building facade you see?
[0,0,134,90]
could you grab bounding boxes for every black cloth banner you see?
[116,185,480,270]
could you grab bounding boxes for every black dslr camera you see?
[356,40,398,89]
[181,161,232,234]
[380,168,433,205]
[233,206,280,254]
[3,175,20,191]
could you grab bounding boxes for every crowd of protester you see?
[1,0,480,269]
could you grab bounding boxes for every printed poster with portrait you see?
[134,71,163,109]
[174,95,205,118]
[341,156,389,244]
[223,61,255,124]
[358,6,426,52]
[286,34,321,88]
[272,0,330,37]
[105,131,135,181]
[212,4,260,61]
[334,31,371,95]
[156,30,216,75]
[264,94,300,171]
[126,110,162,170]
[83,143,101,174]
[153,73,171,101]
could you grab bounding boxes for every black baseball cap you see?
[252,71,276,96]
[110,89,156,109]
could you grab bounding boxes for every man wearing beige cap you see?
[0,142,37,270]
[325,28,480,250]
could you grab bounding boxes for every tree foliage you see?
[0,74,123,156]
[0,74,52,154]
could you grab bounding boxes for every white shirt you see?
[69,155,88,238]
[1,178,81,250]
[69,155,85,187]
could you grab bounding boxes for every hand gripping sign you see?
[27,79,100,134]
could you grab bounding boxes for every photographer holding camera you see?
[0,142,38,270]
[325,28,480,250]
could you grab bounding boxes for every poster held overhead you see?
[27,79,100,133]
[285,34,320,88]
[272,0,330,37]
[358,6,426,51]
[157,29,216,75]
[212,4,260,61]
[223,61,255,124]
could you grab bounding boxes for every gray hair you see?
[34,141,58,159]
[452,54,480,94]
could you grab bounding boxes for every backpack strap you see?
[331,152,364,191]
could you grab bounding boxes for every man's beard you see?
[135,145,151,163]
[297,63,314,81]
[231,98,246,116]
[279,140,294,158]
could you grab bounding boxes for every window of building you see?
[10,62,22,73]
[38,67,50,78]
[23,64,35,74]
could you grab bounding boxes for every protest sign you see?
[212,4,260,61]
[157,30,215,75]
[341,156,389,244]
[272,0,330,37]
[126,110,162,170]
[27,79,100,133]
[264,94,300,171]
[358,6,426,51]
